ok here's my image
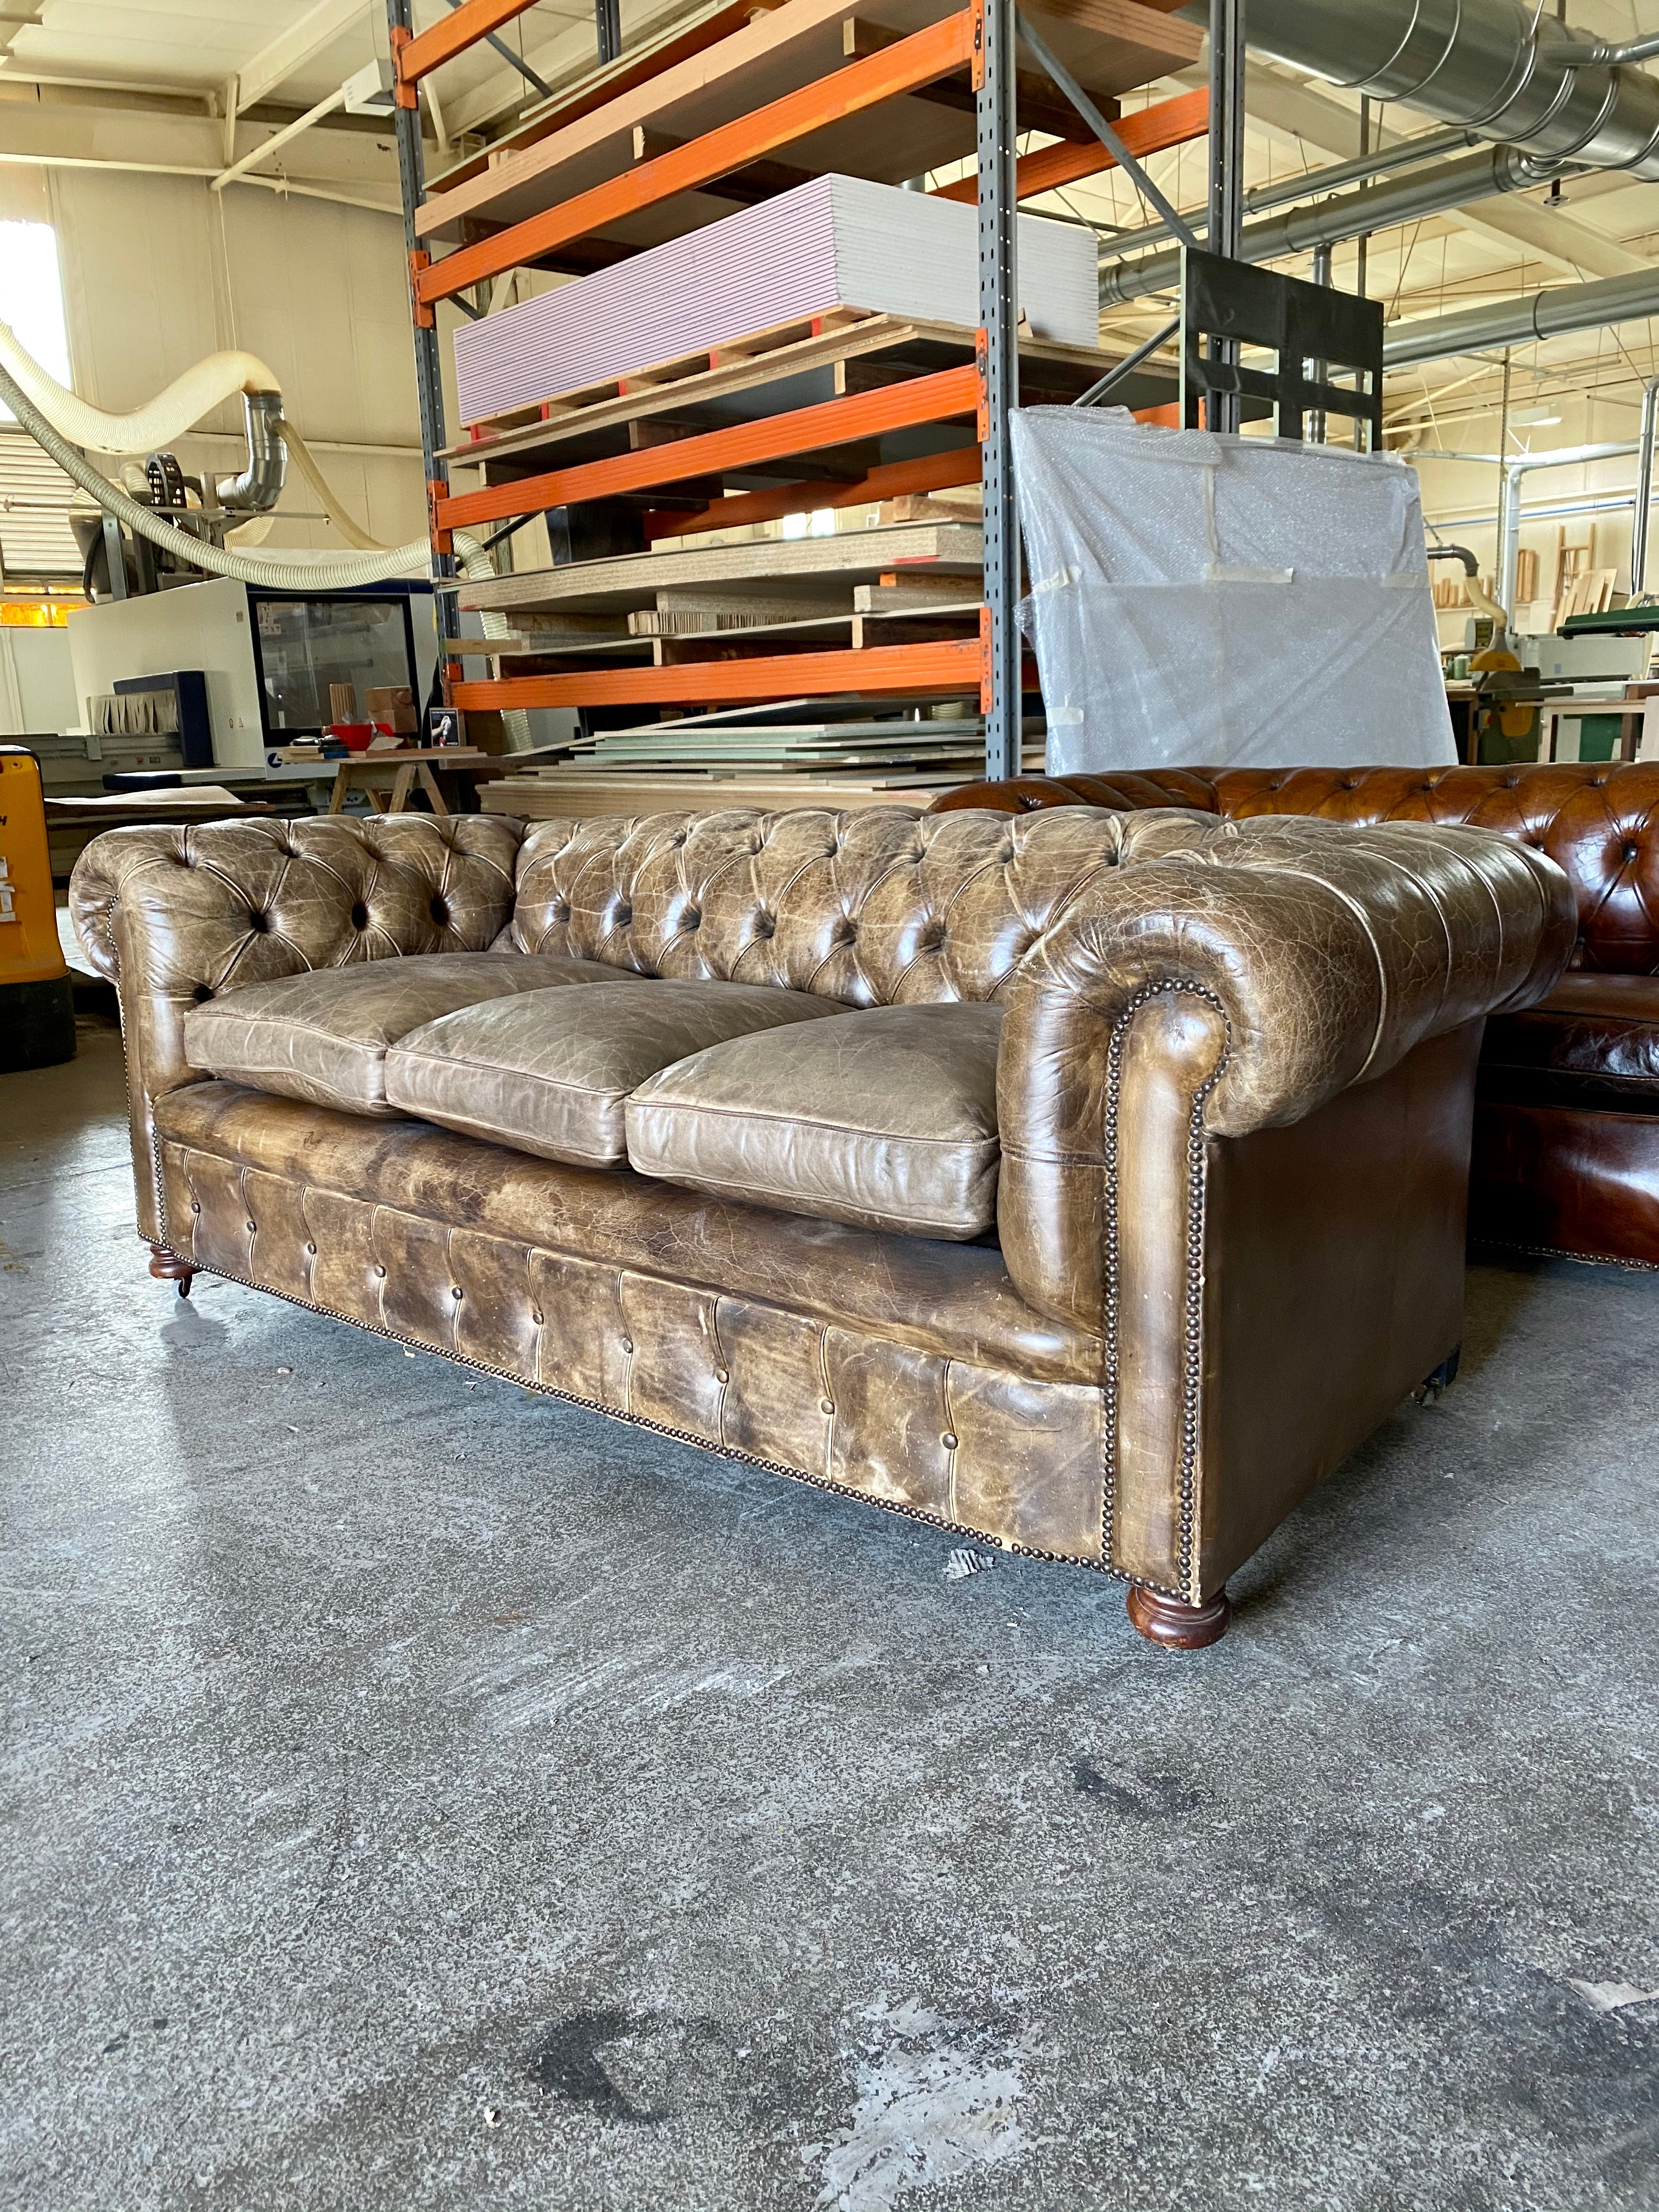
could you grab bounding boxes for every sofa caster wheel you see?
[1417,1345,1460,1403]
[1127,1583,1231,1650]
[148,1243,197,1297]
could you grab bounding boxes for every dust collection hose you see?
[0,334,535,744]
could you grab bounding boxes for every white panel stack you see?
[452,173,1098,426]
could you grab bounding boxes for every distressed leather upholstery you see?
[1480,973,1659,1108]
[385,978,842,1166]
[69,815,522,1240]
[183,951,629,1116]
[627,1002,1004,1238]
[935,764,1659,1268]
[72,802,1572,1618]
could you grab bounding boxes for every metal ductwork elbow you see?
[213,389,287,514]
[1246,0,1659,179]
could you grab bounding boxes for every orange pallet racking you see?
[385,0,1208,776]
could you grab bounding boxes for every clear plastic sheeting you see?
[1011,409,1455,774]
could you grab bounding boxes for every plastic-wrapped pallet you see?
[1011,408,1455,774]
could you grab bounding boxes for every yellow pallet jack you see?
[1,745,76,1071]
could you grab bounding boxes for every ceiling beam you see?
[235,0,372,116]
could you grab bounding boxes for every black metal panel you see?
[1178,247,1384,447]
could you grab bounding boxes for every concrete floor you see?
[4,1022,1657,2212]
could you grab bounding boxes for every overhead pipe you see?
[1383,266,1659,366]
[1089,125,1478,264]
[1244,0,1659,179]
[1101,144,1561,304]
[1496,443,1639,614]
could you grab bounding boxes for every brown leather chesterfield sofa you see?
[70,803,1571,1647]
[934,763,1659,1272]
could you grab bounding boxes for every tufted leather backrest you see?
[71,814,524,987]
[69,814,526,1242]
[511,804,1134,1005]
[932,763,1659,975]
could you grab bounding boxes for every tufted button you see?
[753,915,775,939]
[190,1200,201,1214]
[246,909,269,933]
[430,896,450,926]
[614,905,633,927]
[351,901,370,930]
[245,1220,256,1234]
[941,1431,958,1450]
[451,1285,463,1300]
[531,1310,543,1325]
[669,833,686,849]
[820,1397,835,1415]
[374,1263,387,1278]
[1623,842,1639,862]
[305,1241,317,1256]
[683,909,701,931]
[620,1336,634,1355]
[193,984,213,1004]
[714,1365,730,1384]
[552,901,571,923]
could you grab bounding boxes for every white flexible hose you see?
[0,353,431,587]
[0,318,279,455]
[0,329,534,743]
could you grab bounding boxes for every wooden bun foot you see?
[148,1243,198,1297]
[1127,1583,1231,1649]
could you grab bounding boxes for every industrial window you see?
[0,223,80,580]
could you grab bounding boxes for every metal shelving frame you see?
[385,0,1212,776]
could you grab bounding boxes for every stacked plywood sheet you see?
[452,174,1097,427]
[477,706,1045,816]
[457,520,985,617]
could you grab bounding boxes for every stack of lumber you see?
[479,708,1045,817]
[428,0,1204,806]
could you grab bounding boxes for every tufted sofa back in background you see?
[932,763,1659,976]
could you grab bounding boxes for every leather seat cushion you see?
[625,1001,1003,1240]
[183,951,632,1116]
[384,978,845,1166]
[1479,972,1659,1110]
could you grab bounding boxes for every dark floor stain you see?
[1072,1756,1200,1818]
[524,2010,654,2121]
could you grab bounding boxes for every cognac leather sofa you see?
[70,803,1572,1647]
[933,764,1659,1272]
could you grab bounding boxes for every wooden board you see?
[457,520,984,616]
[478,773,947,817]
[417,0,1191,246]
[425,0,775,194]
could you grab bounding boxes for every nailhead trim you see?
[142,1228,1126,1582]
[1099,981,1231,1606]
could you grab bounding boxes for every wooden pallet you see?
[454,304,879,441]
[445,314,1144,467]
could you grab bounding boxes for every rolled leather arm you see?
[69,815,523,1240]
[997,814,1576,1334]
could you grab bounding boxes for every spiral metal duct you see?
[1245,0,1659,179]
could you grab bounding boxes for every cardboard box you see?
[365,685,417,734]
